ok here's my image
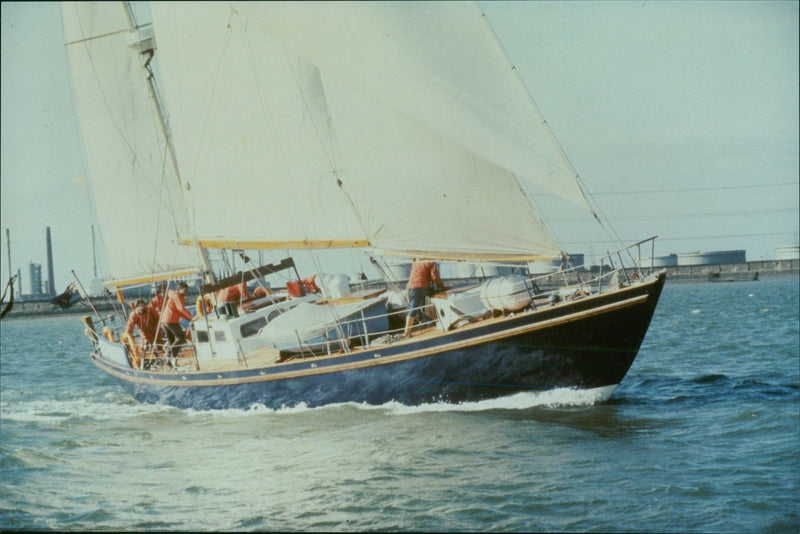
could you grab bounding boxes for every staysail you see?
[149,2,594,262]
[62,2,201,284]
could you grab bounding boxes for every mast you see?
[123,3,181,195]
[5,228,10,279]
[0,229,15,319]
[122,2,215,283]
[91,224,97,278]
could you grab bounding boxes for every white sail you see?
[62,2,201,283]
[232,2,590,211]
[320,72,560,260]
[148,2,588,259]
[150,2,369,251]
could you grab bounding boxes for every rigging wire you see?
[475,3,631,260]
[186,7,235,193]
[532,181,798,197]
[238,14,319,260]
[561,231,797,246]
[237,11,353,345]
[545,206,797,224]
[70,3,171,282]
[127,4,207,283]
[61,6,107,282]
[67,3,200,287]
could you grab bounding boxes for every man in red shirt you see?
[125,298,160,346]
[149,283,167,317]
[161,281,194,358]
[216,281,249,317]
[404,259,445,338]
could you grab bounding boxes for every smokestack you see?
[46,227,55,296]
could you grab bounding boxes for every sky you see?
[1,1,798,294]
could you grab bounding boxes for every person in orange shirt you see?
[125,298,160,345]
[217,281,248,303]
[161,281,194,358]
[149,283,167,317]
[216,281,249,317]
[404,259,445,338]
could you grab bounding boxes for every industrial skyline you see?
[2,2,798,290]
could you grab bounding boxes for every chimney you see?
[46,227,55,296]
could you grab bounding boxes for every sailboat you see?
[63,2,665,410]
[1,229,16,320]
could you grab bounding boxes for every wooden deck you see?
[193,345,284,372]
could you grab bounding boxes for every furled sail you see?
[62,2,201,283]
[149,2,590,260]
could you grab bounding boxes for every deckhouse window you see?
[240,317,267,338]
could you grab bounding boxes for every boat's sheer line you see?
[91,289,653,387]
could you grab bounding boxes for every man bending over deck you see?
[125,298,160,347]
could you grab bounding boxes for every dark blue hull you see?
[92,273,666,409]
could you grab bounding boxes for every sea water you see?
[1,278,798,532]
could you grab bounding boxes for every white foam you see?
[0,394,176,424]
[257,385,619,416]
[183,401,313,418]
[377,386,618,415]
[2,385,617,422]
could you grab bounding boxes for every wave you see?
[371,386,617,415]
[0,394,177,424]
[169,385,617,419]
[6,372,795,422]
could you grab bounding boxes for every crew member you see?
[125,298,160,345]
[216,280,249,317]
[161,281,193,358]
[404,259,445,338]
[149,283,167,317]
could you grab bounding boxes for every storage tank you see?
[775,245,799,260]
[455,262,502,278]
[528,253,583,274]
[384,262,411,281]
[638,254,678,268]
[677,250,746,266]
[527,257,561,274]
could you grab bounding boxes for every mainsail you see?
[150,2,594,261]
[151,3,369,252]
[62,2,201,283]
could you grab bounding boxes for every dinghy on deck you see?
[258,290,389,353]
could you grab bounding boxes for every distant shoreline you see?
[3,259,797,319]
